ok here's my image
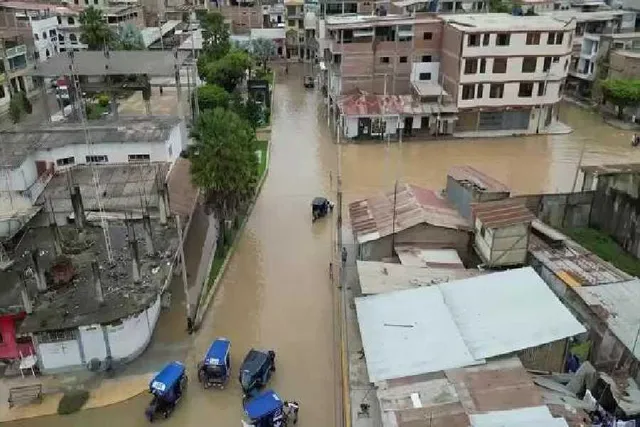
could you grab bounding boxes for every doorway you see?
[404,117,413,136]
[358,118,371,138]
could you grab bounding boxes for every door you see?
[358,118,371,137]
[404,117,413,135]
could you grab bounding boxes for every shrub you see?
[58,389,90,415]
[97,94,110,107]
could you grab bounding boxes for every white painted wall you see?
[28,16,59,60]
[0,155,39,192]
[457,80,562,108]
[38,339,82,370]
[343,115,399,138]
[410,62,440,83]
[463,30,573,58]
[106,295,160,360]
[79,324,108,361]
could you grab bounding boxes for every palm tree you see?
[79,7,114,50]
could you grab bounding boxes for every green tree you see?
[79,7,115,50]
[189,108,259,246]
[488,0,511,12]
[8,91,33,124]
[200,11,230,61]
[202,49,251,92]
[250,38,276,70]
[197,84,230,111]
[116,23,145,50]
[601,79,640,119]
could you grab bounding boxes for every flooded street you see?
[8,67,640,427]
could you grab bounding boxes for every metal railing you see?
[2,44,27,58]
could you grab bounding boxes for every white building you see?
[14,12,59,60]
[541,9,636,95]
[441,14,575,134]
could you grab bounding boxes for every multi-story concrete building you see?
[543,9,636,96]
[12,9,59,60]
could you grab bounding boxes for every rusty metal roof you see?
[348,184,471,244]
[448,165,511,194]
[337,94,458,117]
[472,199,535,229]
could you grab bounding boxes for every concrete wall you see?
[35,294,162,372]
[518,338,568,373]
[358,223,471,262]
[509,191,594,229]
[445,176,510,219]
[590,174,640,258]
[475,221,529,266]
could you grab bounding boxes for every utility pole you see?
[176,215,193,333]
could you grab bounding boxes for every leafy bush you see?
[58,390,89,415]
[97,94,110,107]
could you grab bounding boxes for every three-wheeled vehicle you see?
[197,337,231,389]
[145,361,188,422]
[303,75,314,88]
[311,197,334,222]
[243,389,298,427]
[239,349,276,400]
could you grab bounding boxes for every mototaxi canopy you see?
[150,361,185,397]
[244,389,283,422]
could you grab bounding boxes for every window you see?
[86,155,108,163]
[419,72,431,80]
[128,154,151,162]
[42,31,47,39]
[49,29,56,37]
[552,56,560,63]
[492,57,507,73]
[482,33,490,46]
[496,33,510,46]
[34,34,39,41]
[0,85,5,99]
[489,83,504,98]
[68,16,75,25]
[547,31,563,45]
[468,34,480,47]
[57,15,62,24]
[399,56,408,63]
[94,0,98,4]
[526,32,540,45]
[56,156,75,166]
[464,58,478,74]
[69,34,77,43]
[423,32,432,40]
[477,84,484,98]
[461,84,475,100]
[45,49,50,58]
[380,56,390,64]
[522,57,537,73]
[38,329,76,343]
[480,57,486,73]
[537,82,546,96]
[543,56,551,72]
[518,82,534,97]
[288,20,295,26]
[421,55,432,62]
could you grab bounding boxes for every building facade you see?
[441,14,575,134]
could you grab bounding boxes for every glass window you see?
[492,57,507,73]
[518,82,534,97]
[522,57,537,73]
[496,33,510,46]
[489,83,504,98]
[461,84,475,100]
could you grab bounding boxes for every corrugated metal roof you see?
[357,261,485,295]
[337,94,458,117]
[355,267,585,382]
[574,279,640,360]
[472,199,536,229]
[470,406,570,427]
[348,184,471,244]
[448,165,511,194]
[580,162,640,175]
[395,246,464,268]
[355,285,480,383]
[439,267,586,360]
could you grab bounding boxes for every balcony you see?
[2,44,27,59]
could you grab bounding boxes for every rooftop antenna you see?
[67,51,114,262]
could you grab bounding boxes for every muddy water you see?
[9,70,640,427]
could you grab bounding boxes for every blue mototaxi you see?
[197,337,231,389]
[244,390,298,427]
[145,361,188,422]
[240,349,276,400]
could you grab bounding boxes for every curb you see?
[193,143,271,328]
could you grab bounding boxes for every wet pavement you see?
[7,65,640,427]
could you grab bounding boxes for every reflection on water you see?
[8,68,640,427]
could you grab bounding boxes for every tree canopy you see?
[601,79,640,118]
[197,84,230,111]
[189,108,259,223]
[79,7,115,50]
[200,11,231,61]
[116,23,145,50]
[201,49,252,92]
[250,38,276,70]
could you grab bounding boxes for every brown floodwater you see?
[8,67,640,427]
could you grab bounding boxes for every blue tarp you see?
[205,338,230,366]
[244,389,283,420]
[150,361,185,396]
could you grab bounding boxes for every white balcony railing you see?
[5,45,27,58]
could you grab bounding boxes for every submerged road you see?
[8,68,640,427]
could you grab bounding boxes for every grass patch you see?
[58,390,89,415]
[563,227,640,277]
[256,140,268,177]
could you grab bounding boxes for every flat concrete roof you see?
[30,50,189,77]
[443,13,576,31]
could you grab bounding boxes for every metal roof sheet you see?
[580,162,640,176]
[439,267,586,360]
[448,165,511,194]
[472,199,536,229]
[395,246,464,268]
[355,285,480,383]
[348,184,471,244]
[470,406,570,427]
[357,261,485,295]
[356,267,585,382]
[574,279,640,360]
